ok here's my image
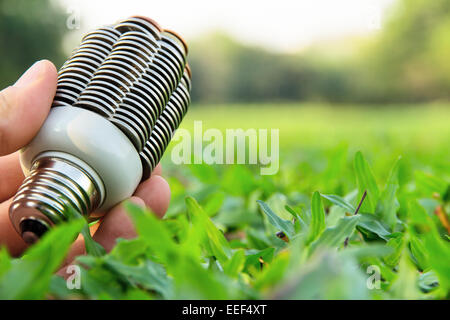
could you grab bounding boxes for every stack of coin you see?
[52,16,191,180]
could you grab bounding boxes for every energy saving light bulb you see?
[8,16,191,244]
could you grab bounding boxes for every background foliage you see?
[0,0,67,88]
[1,0,449,103]
[0,105,449,299]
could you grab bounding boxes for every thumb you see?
[0,60,57,156]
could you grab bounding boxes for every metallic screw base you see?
[9,155,103,241]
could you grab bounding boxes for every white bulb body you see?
[20,106,143,213]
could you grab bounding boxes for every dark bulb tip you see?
[20,218,49,244]
[21,231,40,244]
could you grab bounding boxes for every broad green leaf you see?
[126,202,178,265]
[81,223,106,257]
[64,206,105,257]
[0,247,11,278]
[306,191,326,243]
[357,213,392,241]
[223,249,245,278]
[203,191,226,216]
[383,233,404,268]
[285,205,307,232]
[103,256,173,299]
[409,201,450,296]
[186,196,231,264]
[389,251,423,299]
[379,157,401,229]
[409,235,429,271]
[110,238,148,265]
[257,200,295,239]
[354,151,380,213]
[0,218,84,299]
[310,215,360,253]
[320,193,356,213]
[418,271,439,293]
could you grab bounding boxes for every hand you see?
[0,60,171,267]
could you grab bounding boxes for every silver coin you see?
[110,116,144,151]
[131,80,165,117]
[81,84,122,103]
[73,99,112,117]
[75,92,116,115]
[138,73,170,106]
[96,63,139,84]
[120,94,155,130]
[139,152,153,179]
[112,39,154,61]
[159,40,185,67]
[115,17,160,39]
[57,71,91,86]
[152,53,180,89]
[87,79,127,99]
[104,53,146,76]
[118,31,159,51]
[63,51,105,67]
[78,89,118,110]
[114,108,149,142]
[127,86,160,121]
[89,73,131,94]
[158,48,184,75]
[116,103,152,140]
[148,63,174,93]
[82,27,121,42]
[161,31,187,59]
[77,38,114,52]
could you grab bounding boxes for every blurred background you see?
[0,0,449,203]
[1,0,450,103]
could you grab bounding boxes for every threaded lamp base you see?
[9,154,104,242]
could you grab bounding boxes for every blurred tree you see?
[188,0,450,104]
[0,0,67,88]
[361,0,450,102]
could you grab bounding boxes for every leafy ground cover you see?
[0,103,449,299]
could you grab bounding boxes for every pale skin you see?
[0,60,170,274]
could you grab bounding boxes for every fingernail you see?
[14,60,47,88]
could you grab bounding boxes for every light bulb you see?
[9,17,191,244]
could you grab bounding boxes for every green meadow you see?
[2,103,449,299]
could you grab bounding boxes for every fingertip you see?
[14,60,57,89]
[134,175,170,218]
[0,60,57,155]
[152,163,163,176]
[128,196,145,207]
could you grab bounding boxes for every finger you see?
[0,198,28,257]
[0,60,57,156]
[91,196,143,252]
[152,163,162,176]
[0,152,24,202]
[133,174,171,218]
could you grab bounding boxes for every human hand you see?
[0,60,170,267]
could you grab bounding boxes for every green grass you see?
[0,103,449,299]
